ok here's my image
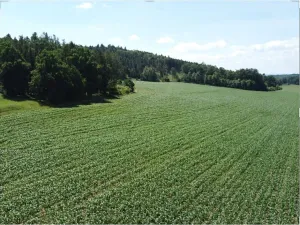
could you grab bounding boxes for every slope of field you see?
[0,82,298,224]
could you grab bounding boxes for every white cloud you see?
[129,34,140,41]
[165,37,299,74]
[250,37,299,52]
[172,40,227,53]
[156,36,175,44]
[230,37,299,54]
[76,2,93,9]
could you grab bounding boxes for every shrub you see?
[124,79,135,92]
[140,66,159,82]
[162,77,170,82]
[268,86,282,91]
[116,85,131,95]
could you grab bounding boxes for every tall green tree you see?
[29,50,84,103]
[140,66,158,82]
[0,60,30,96]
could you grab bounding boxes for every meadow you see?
[0,82,298,224]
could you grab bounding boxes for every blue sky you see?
[0,0,298,74]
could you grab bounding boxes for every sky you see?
[0,0,298,74]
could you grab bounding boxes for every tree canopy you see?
[0,32,282,105]
[0,32,134,104]
[273,74,299,85]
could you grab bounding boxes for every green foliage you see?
[124,78,135,92]
[116,84,131,95]
[0,32,128,104]
[170,67,177,76]
[268,86,282,91]
[29,50,84,104]
[0,82,298,224]
[264,75,279,88]
[0,31,283,100]
[0,40,30,96]
[161,76,170,82]
[181,65,273,91]
[172,73,179,81]
[273,74,299,85]
[140,66,159,82]
[0,40,26,63]
[0,60,30,96]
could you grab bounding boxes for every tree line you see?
[273,74,299,85]
[0,32,134,104]
[0,32,282,105]
[90,39,282,91]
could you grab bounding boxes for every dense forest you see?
[273,74,299,85]
[0,32,282,104]
[93,41,282,91]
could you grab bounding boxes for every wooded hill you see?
[0,32,282,104]
[273,74,299,85]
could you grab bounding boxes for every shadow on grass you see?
[40,95,120,108]
[2,95,35,102]
[3,94,119,108]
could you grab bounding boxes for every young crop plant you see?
[0,82,298,224]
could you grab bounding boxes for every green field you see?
[0,82,298,224]
[0,95,48,116]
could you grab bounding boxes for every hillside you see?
[273,74,299,85]
[0,32,282,106]
[0,82,298,224]
[272,74,299,78]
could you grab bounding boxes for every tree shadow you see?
[39,95,119,108]
[104,94,120,100]
[2,95,35,102]
[2,93,119,108]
